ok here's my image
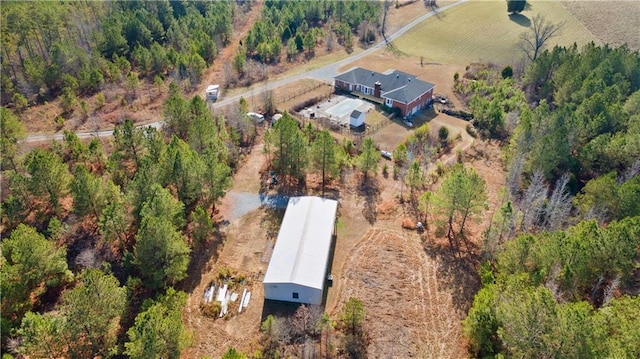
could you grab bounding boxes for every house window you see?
[292,292,299,299]
[385,98,393,107]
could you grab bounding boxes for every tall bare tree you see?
[519,170,547,232]
[519,15,564,61]
[541,173,572,232]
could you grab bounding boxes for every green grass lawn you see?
[394,0,598,66]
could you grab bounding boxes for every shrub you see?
[12,93,28,113]
[501,66,513,79]
[96,92,106,109]
[201,301,222,318]
[438,126,450,143]
[54,116,65,130]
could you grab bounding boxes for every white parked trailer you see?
[206,84,220,100]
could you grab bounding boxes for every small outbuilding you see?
[205,84,220,100]
[349,110,365,127]
[263,196,338,305]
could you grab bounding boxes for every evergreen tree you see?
[0,107,26,170]
[71,164,105,218]
[507,0,526,14]
[60,269,127,358]
[24,148,72,213]
[433,164,487,249]
[125,288,191,359]
[134,215,190,290]
[310,130,339,196]
[1,225,72,338]
[357,137,381,181]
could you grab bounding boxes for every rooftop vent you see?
[371,72,374,76]
[396,74,399,78]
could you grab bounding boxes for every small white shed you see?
[350,110,365,127]
[263,196,338,305]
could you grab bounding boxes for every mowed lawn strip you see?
[394,0,597,66]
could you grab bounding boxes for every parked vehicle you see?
[206,84,220,100]
[247,112,265,123]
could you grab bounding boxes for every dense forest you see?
[1,0,382,109]
[1,89,233,357]
[0,0,234,106]
[460,44,640,358]
[240,0,382,63]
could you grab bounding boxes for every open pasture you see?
[393,0,597,66]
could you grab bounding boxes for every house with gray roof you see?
[334,67,435,118]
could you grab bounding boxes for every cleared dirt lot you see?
[182,37,487,359]
[332,228,467,358]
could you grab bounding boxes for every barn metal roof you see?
[263,196,338,290]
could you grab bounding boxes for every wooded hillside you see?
[462,43,640,358]
[1,1,233,106]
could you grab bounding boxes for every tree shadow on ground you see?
[261,299,305,323]
[358,175,381,225]
[509,13,531,27]
[424,1,445,20]
[421,233,482,314]
[178,228,226,294]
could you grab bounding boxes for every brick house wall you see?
[335,80,352,91]
[387,88,434,117]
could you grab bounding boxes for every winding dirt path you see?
[430,113,475,166]
[188,3,264,98]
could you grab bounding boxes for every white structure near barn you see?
[263,196,338,305]
[205,84,220,100]
[349,110,365,127]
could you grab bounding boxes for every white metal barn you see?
[263,196,338,305]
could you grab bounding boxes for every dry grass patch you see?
[393,0,597,66]
[562,0,640,51]
[216,79,332,114]
[333,228,467,358]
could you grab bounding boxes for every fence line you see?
[277,82,333,104]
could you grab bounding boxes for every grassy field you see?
[393,0,598,66]
[562,0,640,51]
